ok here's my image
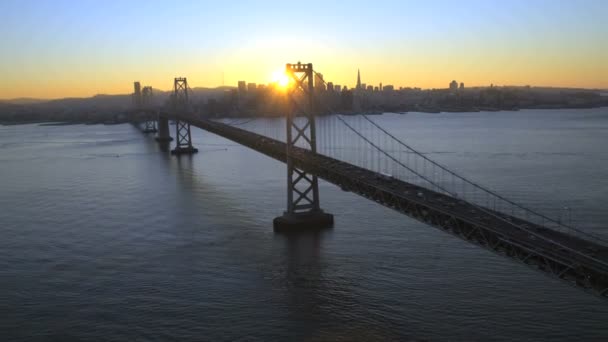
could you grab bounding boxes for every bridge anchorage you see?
[170,77,198,155]
[273,63,334,232]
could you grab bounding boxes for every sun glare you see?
[271,69,290,88]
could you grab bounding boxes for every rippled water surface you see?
[1,109,608,341]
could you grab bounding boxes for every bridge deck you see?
[169,114,608,298]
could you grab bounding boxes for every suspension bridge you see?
[130,63,608,300]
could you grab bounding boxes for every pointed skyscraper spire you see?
[356,69,362,90]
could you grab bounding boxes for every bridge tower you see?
[273,62,334,232]
[141,86,157,133]
[171,77,198,155]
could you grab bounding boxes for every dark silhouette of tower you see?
[133,82,142,109]
[356,69,361,90]
[273,62,333,232]
[170,77,198,155]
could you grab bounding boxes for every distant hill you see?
[1,97,50,105]
[0,102,20,111]
[0,86,238,118]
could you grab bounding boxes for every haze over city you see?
[1,0,607,100]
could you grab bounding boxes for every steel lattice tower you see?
[171,77,198,155]
[273,62,333,231]
[141,86,157,133]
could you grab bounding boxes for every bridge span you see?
[160,112,608,299]
[130,63,608,300]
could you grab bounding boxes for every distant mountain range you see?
[2,85,604,106]
[0,97,50,105]
[0,86,237,110]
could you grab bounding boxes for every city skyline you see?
[1,0,607,99]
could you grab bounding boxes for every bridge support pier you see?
[273,211,334,232]
[142,119,157,134]
[155,116,173,142]
[273,62,333,232]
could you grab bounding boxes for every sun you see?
[271,69,290,88]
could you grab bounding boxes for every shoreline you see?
[1,106,606,126]
[1,119,129,127]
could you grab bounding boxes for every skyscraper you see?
[238,81,247,94]
[450,80,458,91]
[133,81,142,108]
[314,72,326,92]
[356,69,361,90]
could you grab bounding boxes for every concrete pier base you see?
[273,210,334,232]
[171,146,199,155]
[155,136,173,142]
[156,117,173,142]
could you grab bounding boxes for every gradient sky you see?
[1,0,607,99]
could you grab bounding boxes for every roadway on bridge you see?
[149,112,608,299]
